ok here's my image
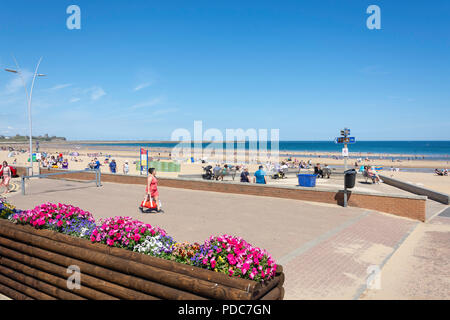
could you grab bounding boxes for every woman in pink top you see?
[146,167,163,212]
[1,161,12,194]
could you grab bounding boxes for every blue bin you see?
[298,174,317,187]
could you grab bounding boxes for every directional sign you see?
[335,137,356,144]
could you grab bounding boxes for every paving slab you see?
[360,215,450,300]
[5,178,425,300]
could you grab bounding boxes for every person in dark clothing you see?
[314,163,323,178]
[240,167,251,183]
[109,159,117,173]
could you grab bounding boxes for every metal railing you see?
[21,169,101,195]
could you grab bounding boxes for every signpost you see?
[335,128,356,208]
[140,148,148,175]
[335,128,355,171]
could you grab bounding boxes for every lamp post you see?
[5,56,46,176]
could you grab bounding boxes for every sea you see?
[81,141,450,161]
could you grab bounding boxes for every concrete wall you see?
[380,174,449,205]
[37,168,427,222]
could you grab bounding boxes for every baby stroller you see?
[139,195,160,213]
[202,165,213,180]
[270,168,285,179]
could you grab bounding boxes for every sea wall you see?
[379,174,449,205]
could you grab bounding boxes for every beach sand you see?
[1,142,449,194]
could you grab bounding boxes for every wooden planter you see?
[0,220,284,300]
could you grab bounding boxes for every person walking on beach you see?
[146,168,163,212]
[109,159,117,173]
[253,165,267,184]
[0,161,12,194]
[123,161,129,175]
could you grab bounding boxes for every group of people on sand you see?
[87,158,130,175]
[41,154,69,169]
[435,168,448,176]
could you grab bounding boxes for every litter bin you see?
[298,174,317,187]
[344,169,357,189]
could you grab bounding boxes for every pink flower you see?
[106,238,114,246]
[227,254,236,265]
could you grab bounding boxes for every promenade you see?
[5,177,449,299]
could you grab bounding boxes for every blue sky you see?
[0,0,449,141]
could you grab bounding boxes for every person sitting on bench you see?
[314,163,323,178]
[322,164,331,178]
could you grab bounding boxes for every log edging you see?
[0,219,285,300]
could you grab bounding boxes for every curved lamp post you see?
[5,56,46,176]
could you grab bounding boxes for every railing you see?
[21,169,101,195]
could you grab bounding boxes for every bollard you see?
[343,186,347,207]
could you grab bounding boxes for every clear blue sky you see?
[0,0,449,141]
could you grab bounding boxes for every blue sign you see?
[335,137,356,144]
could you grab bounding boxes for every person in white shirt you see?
[123,161,130,175]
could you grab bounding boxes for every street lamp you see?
[5,56,46,176]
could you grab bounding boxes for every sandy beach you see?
[1,141,449,194]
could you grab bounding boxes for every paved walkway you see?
[360,208,450,300]
[3,178,449,299]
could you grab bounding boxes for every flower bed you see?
[12,203,96,239]
[8,202,278,283]
[0,198,20,220]
[0,201,284,300]
[192,235,277,282]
